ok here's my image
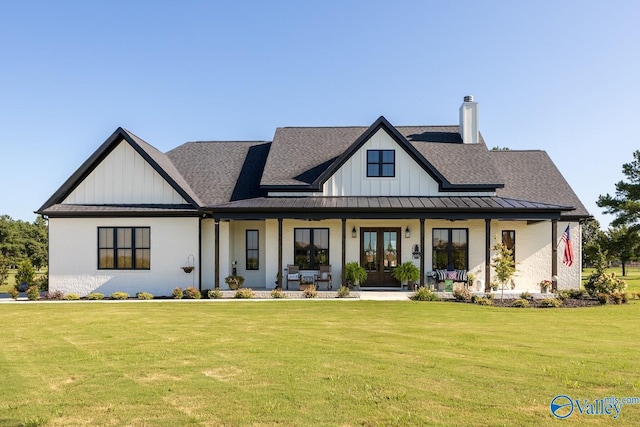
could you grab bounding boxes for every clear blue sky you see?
[2,0,638,228]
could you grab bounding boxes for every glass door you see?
[360,228,401,287]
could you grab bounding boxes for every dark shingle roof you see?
[260,123,503,189]
[491,150,590,218]
[167,141,270,207]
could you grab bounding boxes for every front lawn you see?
[1,301,639,426]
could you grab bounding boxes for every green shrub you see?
[512,298,530,308]
[610,292,623,305]
[621,292,630,304]
[45,290,64,300]
[303,285,318,298]
[87,292,104,300]
[411,287,439,301]
[584,251,626,296]
[184,286,201,299]
[539,298,562,308]
[270,289,286,299]
[470,294,480,304]
[64,293,80,300]
[26,285,40,301]
[452,287,471,301]
[110,292,129,300]
[568,289,585,299]
[234,288,255,299]
[485,293,495,300]
[557,290,570,301]
[336,285,350,298]
[172,287,183,299]
[7,287,19,300]
[597,293,608,305]
[200,289,211,299]
[520,291,532,300]
[208,289,222,299]
[35,275,49,292]
[136,292,154,300]
[476,297,493,306]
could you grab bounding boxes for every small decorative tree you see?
[15,259,35,291]
[491,240,516,302]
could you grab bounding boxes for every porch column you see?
[485,218,491,292]
[278,218,283,289]
[198,216,202,291]
[214,219,220,289]
[419,218,425,288]
[552,219,558,292]
[341,218,346,285]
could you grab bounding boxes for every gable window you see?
[294,228,329,269]
[432,228,468,270]
[246,230,259,270]
[502,230,515,261]
[98,227,150,270]
[367,149,395,177]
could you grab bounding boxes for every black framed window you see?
[246,230,259,270]
[367,149,395,177]
[502,230,515,262]
[294,228,329,269]
[432,228,468,270]
[98,227,150,270]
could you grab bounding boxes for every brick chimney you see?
[459,95,479,144]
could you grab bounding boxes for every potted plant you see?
[225,275,245,290]
[344,261,367,288]
[392,261,420,289]
[539,279,552,293]
[365,244,374,263]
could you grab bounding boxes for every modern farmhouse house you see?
[38,97,590,296]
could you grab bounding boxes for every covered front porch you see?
[197,202,578,293]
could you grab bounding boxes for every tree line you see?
[583,150,640,275]
[0,215,47,271]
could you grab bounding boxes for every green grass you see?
[582,266,640,293]
[1,301,639,426]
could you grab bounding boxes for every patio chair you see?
[314,265,332,290]
[286,265,301,290]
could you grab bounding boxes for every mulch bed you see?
[479,297,602,308]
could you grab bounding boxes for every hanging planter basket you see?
[181,254,195,273]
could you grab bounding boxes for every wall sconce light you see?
[352,226,357,238]
[405,226,411,238]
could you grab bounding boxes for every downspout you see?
[278,218,283,289]
[485,218,491,292]
[198,215,202,292]
[552,219,558,291]
[214,219,220,289]
[341,218,346,285]
[419,218,425,288]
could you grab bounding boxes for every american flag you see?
[561,225,574,267]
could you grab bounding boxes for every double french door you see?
[360,228,401,287]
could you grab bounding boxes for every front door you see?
[360,228,401,287]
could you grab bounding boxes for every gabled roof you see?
[167,140,270,207]
[260,116,504,191]
[37,128,201,214]
[491,150,590,219]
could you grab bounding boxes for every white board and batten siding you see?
[48,217,199,297]
[62,140,187,205]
